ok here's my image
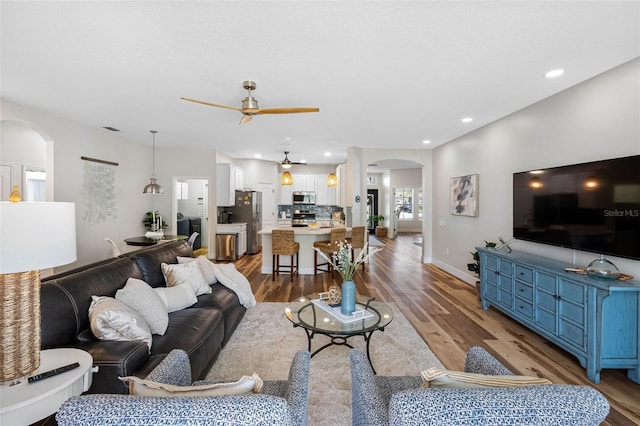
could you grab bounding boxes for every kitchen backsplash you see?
[278,205,343,220]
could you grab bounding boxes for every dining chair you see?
[104,238,121,257]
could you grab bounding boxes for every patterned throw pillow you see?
[120,373,263,397]
[88,296,152,350]
[421,367,552,389]
[162,261,211,296]
[116,277,169,335]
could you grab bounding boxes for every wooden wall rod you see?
[81,156,119,166]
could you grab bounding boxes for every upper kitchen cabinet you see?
[217,163,244,206]
[292,174,316,192]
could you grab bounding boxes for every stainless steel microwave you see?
[292,191,316,205]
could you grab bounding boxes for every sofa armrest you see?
[349,349,390,426]
[464,346,514,376]
[389,385,610,426]
[56,394,293,425]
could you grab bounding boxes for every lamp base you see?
[0,270,41,383]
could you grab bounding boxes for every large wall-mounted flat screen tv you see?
[513,155,640,260]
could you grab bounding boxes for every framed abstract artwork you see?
[450,174,478,217]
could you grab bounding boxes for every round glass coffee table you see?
[285,293,393,373]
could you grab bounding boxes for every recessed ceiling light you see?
[254,154,262,159]
[545,69,565,78]
[300,159,307,164]
[422,140,431,145]
[324,152,331,157]
[461,117,473,123]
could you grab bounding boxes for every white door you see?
[257,182,276,229]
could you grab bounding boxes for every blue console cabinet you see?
[479,248,640,384]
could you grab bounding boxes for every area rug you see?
[205,302,444,425]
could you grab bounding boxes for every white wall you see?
[1,98,218,270]
[432,58,640,283]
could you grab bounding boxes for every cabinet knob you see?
[494,271,500,275]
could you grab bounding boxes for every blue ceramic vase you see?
[341,280,356,315]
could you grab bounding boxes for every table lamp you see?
[0,201,77,385]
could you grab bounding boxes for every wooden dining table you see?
[124,235,188,247]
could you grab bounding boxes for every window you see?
[394,187,423,220]
[394,188,413,220]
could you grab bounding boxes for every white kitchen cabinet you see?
[293,174,316,192]
[279,185,293,205]
[217,164,243,206]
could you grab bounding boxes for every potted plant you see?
[369,214,386,238]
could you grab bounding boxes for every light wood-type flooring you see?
[233,232,639,425]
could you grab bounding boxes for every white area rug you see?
[206,302,444,425]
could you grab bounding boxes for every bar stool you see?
[313,228,346,275]
[346,226,367,270]
[272,229,299,281]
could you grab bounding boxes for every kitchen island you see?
[259,225,351,275]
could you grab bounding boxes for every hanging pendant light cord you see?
[151,130,157,178]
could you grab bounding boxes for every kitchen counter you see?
[260,225,351,275]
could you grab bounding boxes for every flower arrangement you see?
[314,240,381,281]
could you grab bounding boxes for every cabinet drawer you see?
[515,265,533,283]
[514,281,533,302]
[515,297,533,319]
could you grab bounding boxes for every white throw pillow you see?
[116,278,169,335]
[154,285,198,312]
[162,261,211,296]
[120,373,263,397]
[178,255,218,285]
[89,296,152,351]
[420,367,552,389]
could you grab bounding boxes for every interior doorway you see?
[366,189,378,233]
[174,177,209,255]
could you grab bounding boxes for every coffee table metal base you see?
[294,324,385,374]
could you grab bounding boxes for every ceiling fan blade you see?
[256,107,320,115]
[180,97,243,112]
[239,115,253,125]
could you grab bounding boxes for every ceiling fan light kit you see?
[143,130,164,194]
[181,81,319,125]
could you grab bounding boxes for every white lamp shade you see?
[0,202,77,274]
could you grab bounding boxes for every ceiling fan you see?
[280,151,306,169]
[181,81,319,124]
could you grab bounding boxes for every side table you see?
[0,348,97,425]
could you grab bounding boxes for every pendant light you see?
[327,153,338,187]
[143,130,164,194]
[281,170,293,186]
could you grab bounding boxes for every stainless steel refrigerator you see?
[230,190,262,254]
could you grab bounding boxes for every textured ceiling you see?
[1,1,639,167]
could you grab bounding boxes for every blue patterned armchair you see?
[350,347,610,426]
[56,349,310,426]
